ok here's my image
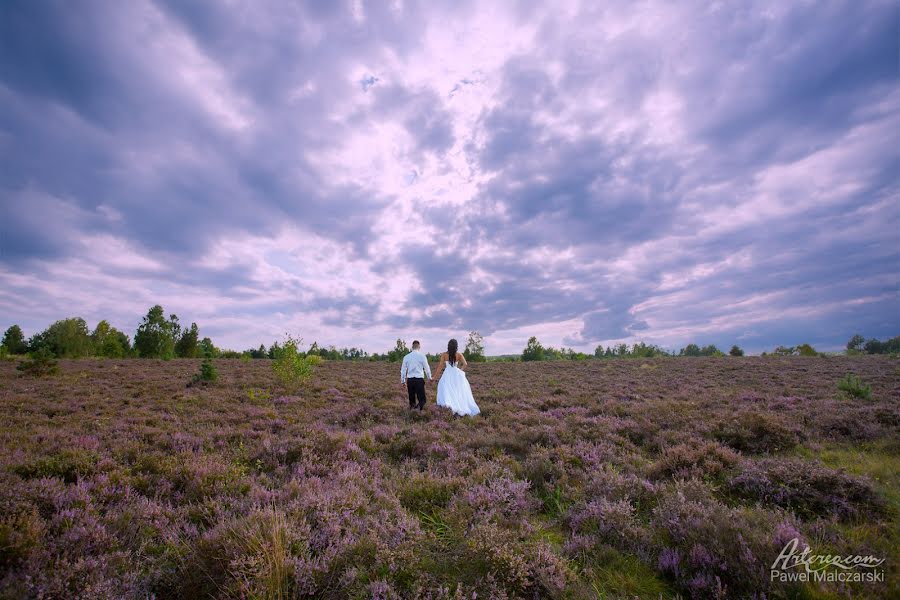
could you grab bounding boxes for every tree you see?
[846,334,865,353]
[521,336,545,361]
[175,322,200,358]
[680,343,702,357]
[1,325,27,354]
[773,346,796,356]
[729,345,744,357]
[92,320,130,358]
[700,344,723,357]
[31,318,93,358]
[199,337,217,358]
[464,331,486,362]
[134,305,177,359]
[387,339,409,362]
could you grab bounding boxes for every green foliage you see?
[272,336,318,392]
[1,324,27,354]
[386,338,409,362]
[16,348,59,377]
[837,373,872,400]
[796,343,818,357]
[679,343,722,357]
[772,345,796,356]
[134,305,179,359]
[29,317,93,358]
[593,342,668,359]
[191,356,218,385]
[521,336,545,361]
[680,343,701,356]
[861,335,900,355]
[729,345,744,357]
[13,448,98,483]
[200,337,217,358]
[176,322,201,358]
[463,331,486,362]
[628,342,668,358]
[91,320,131,358]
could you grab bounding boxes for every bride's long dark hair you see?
[447,339,458,365]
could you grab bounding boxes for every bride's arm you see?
[433,353,446,380]
[457,352,467,371]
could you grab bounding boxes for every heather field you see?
[0,357,897,599]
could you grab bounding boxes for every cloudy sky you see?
[1,0,897,355]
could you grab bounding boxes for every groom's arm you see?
[400,355,407,384]
[423,355,432,380]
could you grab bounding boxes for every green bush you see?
[272,336,318,392]
[16,348,59,377]
[796,343,818,356]
[837,373,872,400]
[729,345,744,357]
[191,357,218,385]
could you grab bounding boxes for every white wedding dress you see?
[436,361,480,416]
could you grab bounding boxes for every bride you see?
[434,338,480,416]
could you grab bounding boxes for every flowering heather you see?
[0,356,897,598]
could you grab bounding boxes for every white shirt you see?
[401,350,432,383]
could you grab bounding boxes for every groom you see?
[400,340,433,410]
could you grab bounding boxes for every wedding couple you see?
[400,339,480,416]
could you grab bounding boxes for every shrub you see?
[652,483,802,598]
[399,475,458,516]
[13,448,99,483]
[16,348,59,377]
[183,506,304,599]
[272,336,317,392]
[796,343,818,357]
[565,497,645,556]
[650,441,740,480]
[712,411,799,454]
[728,345,744,357]
[837,373,872,400]
[726,458,885,521]
[191,357,218,385]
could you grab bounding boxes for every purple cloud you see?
[1,0,897,354]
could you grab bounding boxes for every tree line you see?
[2,309,896,361]
[0,306,215,359]
[518,337,735,361]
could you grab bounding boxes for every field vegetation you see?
[0,355,897,598]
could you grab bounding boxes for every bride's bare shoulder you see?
[440,352,448,359]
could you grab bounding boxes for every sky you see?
[1,0,898,356]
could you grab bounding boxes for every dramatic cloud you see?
[1,0,897,354]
